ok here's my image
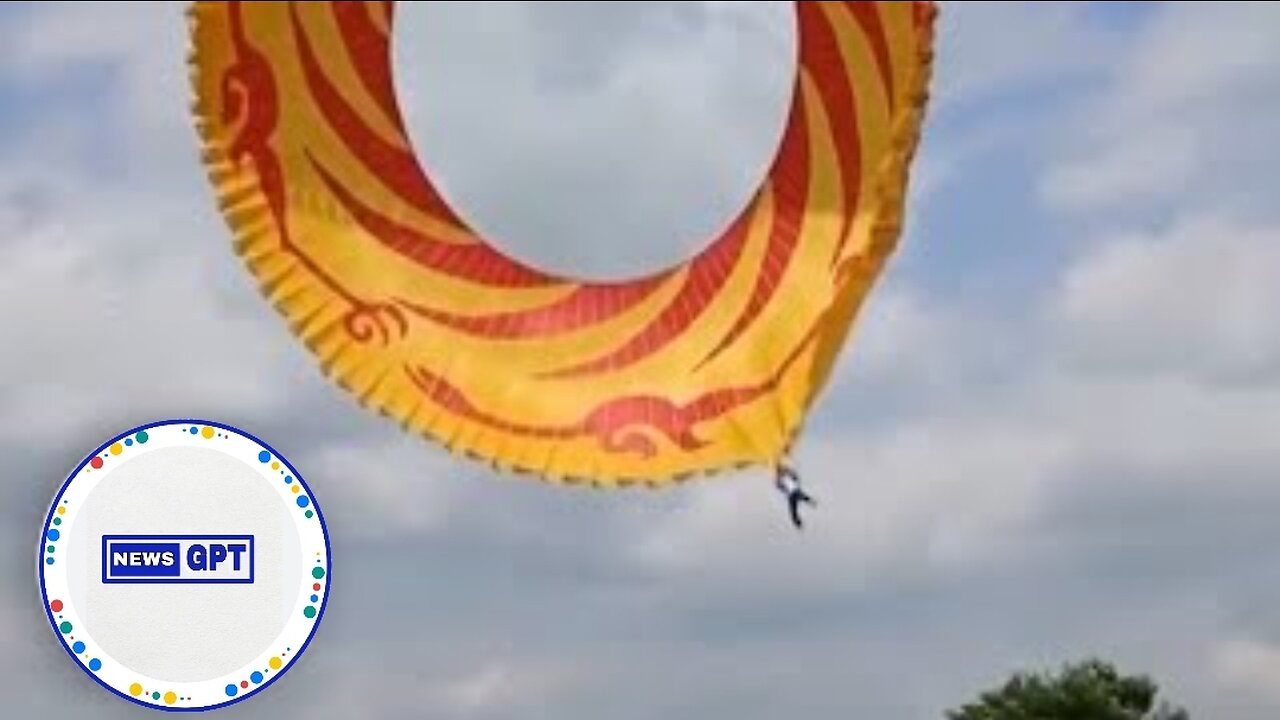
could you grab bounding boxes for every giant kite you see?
[189,0,937,522]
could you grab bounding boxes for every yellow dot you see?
[129,683,143,697]
[57,507,66,516]
[110,443,123,456]
[269,656,282,670]
[271,461,280,471]
[201,427,215,439]
[291,485,301,494]
[164,691,177,705]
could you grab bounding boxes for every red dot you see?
[240,681,248,689]
[50,600,63,612]
[312,583,321,591]
[90,457,104,470]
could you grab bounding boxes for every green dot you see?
[152,692,160,700]
[303,606,317,619]
[305,510,314,519]
[52,517,62,526]
[59,622,72,634]
[312,567,325,580]
[47,546,55,553]
[136,431,149,444]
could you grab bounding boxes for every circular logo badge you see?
[38,420,331,711]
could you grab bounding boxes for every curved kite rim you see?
[187,1,939,489]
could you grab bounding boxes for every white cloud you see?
[0,2,305,447]
[833,289,954,387]
[828,282,1019,400]
[634,416,1069,598]
[1053,215,1280,381]
[1039,2,1280,215]
[300,655,574,720]
[0,192,305,444]
[1214,639,1280,706]
[1040,124,1198,212]
[307,434,458,539]
[1115,1,1280,120]
[436,661,570,715]
[932,1,1118,107]
[1,2,193,159]
[395,1,796,280]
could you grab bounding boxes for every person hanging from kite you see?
[775,464,816,529]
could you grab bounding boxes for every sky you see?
[1,1,1278,718]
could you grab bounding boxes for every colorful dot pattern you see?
[258,447,316,521]
[129,681,189,706]
[222,645,293,699]
[50,594,104,677]
[44,500,69,566]
[84,430,150,474]
[187,425,232,441]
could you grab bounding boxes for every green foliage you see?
[946,659,1189,720]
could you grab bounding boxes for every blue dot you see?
[47,529,60,541]
[285,476,294,485]
[46,558,54,565]
[125,439,133,447]
[296,496,309,508]
[258,451,271,463]
[190,427,198,435]
[225,684,237,697]
[72,641,85,654]
[88,658,102,672]
[250,671,263,684]
[310,594,318,602]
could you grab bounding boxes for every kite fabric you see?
[189,1,937,487]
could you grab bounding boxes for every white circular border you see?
[37,420,331,712]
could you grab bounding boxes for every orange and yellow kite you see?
[189,1,937,492]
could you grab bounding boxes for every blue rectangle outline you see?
[101,535,255,585]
